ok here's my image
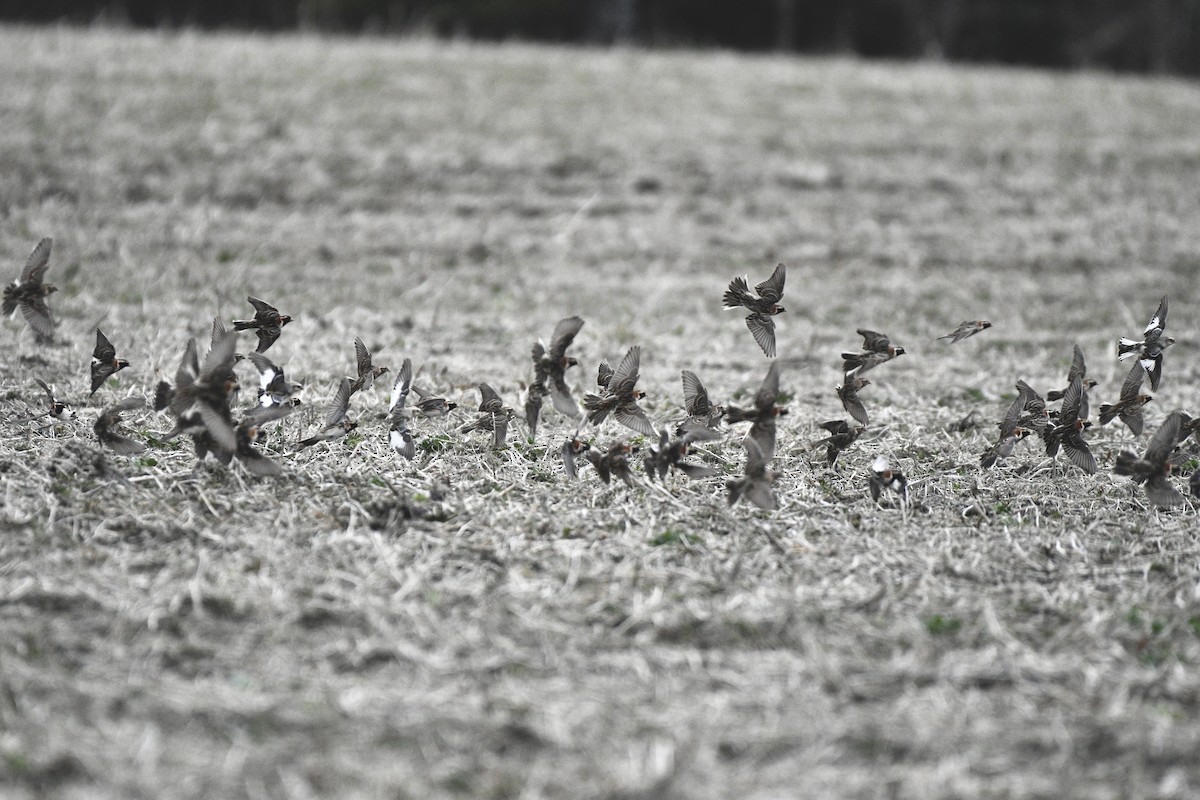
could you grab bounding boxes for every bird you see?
[525,316,585,438]
[234,403,295,476]
[582,346,655,436]
[94,397,146,455]
[461,383,515,448]
[723,262,786,357]
[247,352,304,408]
[561,436,591,480]
[158,330,241,462]
[643,427,721,482]
[1013,379,1050,433]
[33,378,72,419]
[596,360,614,391]
[981,383,1035,469]
[3,237,56,341]
[724,361,786,461]
[299,378,357,448]
[842,329,906,376]
[1115,411,1185,509]
[411,385,459,418]
[869,455,908,503]
[387,357,416,460]
[349,337,389,395]
[1046,345,1096,421]
[90,329,130,396]
[726,438,777,511]
[1042,375,1096,474]
[810,420,863,467]
[837,376,870,427]
[676,369,725,434]
[1118,296,1173,391]
[938,320,992,343]
[586,440,639,487]
[232,296,292,353]
[1098,360,1152,435]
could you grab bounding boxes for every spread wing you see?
[681,370,710,416]
[745,313,777,357]
[754,262,786,303]
[390,358,413,414]
[354,337,372,377]
[609,346,641,395]
[94,329,116,362]
[548,316,584,360]
[754,361,780,412]
[21,238,52,284]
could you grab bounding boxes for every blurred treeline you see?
[5,0,1200,74]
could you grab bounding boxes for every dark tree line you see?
[4,0,1200,75]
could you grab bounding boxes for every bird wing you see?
[390,358,413,414]
[354,337,372,377]
[1145,295,1168,335]
[548,315,585,360]
[681,369,710,416]
[1067,344,1087,383]
[1118,360,1145,403]
[754,361,781,412]
[20,297,55,339]
[324,378,353,428]
[754,263,786,303]
[94,328,116,361]
[609,346,641,394]
[745,313,777,357]
[21,238,52,284]
[1145,411,1182,466]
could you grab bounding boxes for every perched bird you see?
[723,262,786,357]
[411,385,459,418]
[643,427,721,482]
[461,383,515,448]
[586,440,639,487]
[676,369,725,434]
[869,455,908,503]
[1115,411,1185,509]
[837,376,870,427]
[1046,345,1096,421]
[1098,361,1152,436]
[726,438,777,511]
[89,329,130,396]
[582,346,655,436]
[810,420,863,467]
[33,378,72,419]
[938,320,992,343]
[525,316,585,438]
[981,383,1035,469]
[1042,375,1096,474]
[561,436,591,480]
[299,378,357,448]
[349,337,388,395]
[94,397,146,455]
[3,237,56,341]
[247,352,303,408]
[387,357,416,460]
[1118,296,1173,391]
[842,329,906,376]
[232,296,292,353]
[725,361,786,461]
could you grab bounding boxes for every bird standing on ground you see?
[34,378,72,419]
[723,263,786,357]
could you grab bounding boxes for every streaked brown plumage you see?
[3,237,57,341]
[722,263,786,357]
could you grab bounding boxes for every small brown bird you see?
[1046,345,1096,421]
[561,436,591,480]
[1115,411,1184,509]
[837,376,870,427]
[247,352,303,408]
[232,296,292,353]
[349,337,389,395]
[726,438,777,511]
[810,420,863,467]
[411,385,459,418]
[842,329,906,376]
[1042,375,1096,474]
[525,316,585,438]
[586,440,639,487]
[1098,361,1152,436]
[582,346,655,436]
[94,397,146,455]
[160,330,241,459]
[676,369,725,434]
[981,383,1036,469]
[723,262,786,357]
[3,237,56,341]
[299,377,357,448]
[938,320,991,343]
[461,383,515,449]
[235,403,295,477]
[725,361,786,461]
[643,427,721,482]
[869,455,908,503]
[90,329,130,396]
[1013,379,1050,433]
[388,357,416,460]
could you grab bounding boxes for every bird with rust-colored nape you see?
[727,438,777,511]
[869,455,908,504]
[299,378,357,449]
[675,369,725,435]
[725,361,786,461]
[981,382,1036,469]
[723,262,786,357]
[561,435,591,480]
[643,427,721,482]
[1046,345,1096,421]
[89,329,130,396]
[586,440,639,487]
[1042,375,1096,474]
[387,357,416,460]
[3,237,56,341]
[810,420,863,467]
[525,316,585,439]
[233,296,292,353]
[248,352,303,409]
[582,346,655,436]
[1098,360,1152,436]
[938,320,991,343]
[842,329,906,377]
[159,330,241,463]
[349,337,389,395]
[1115,411,1185,509]
[34,378,72,420]
[461,383,516,449]
[1013,379,1050,433]
[1118,296,1173,391]
[410,385,458,419]
[94,397,146,455]
[837,375,870,427]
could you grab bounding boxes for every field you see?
[3,24,1200,800]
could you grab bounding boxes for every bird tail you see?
[722,277,751,309]
[232,320,257,331]
[1097,403,1118,425]
[1117,338,1141,359]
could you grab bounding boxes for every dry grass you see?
[2,24,1200,800]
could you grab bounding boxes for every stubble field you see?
[3,24,1200,800]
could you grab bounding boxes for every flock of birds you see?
[5,236,1196,511]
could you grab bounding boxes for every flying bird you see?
[981,383,1035,469]
[1098,360,1152,436]
[33,378,72,419]
[725,361,786,461]
[349,337,389,395]
[810,420,863,467]
[643,427,721,482]
[1118,296,1173,391]
[247,352,304,408]
[461,383,516,448]
[561,436,591,480]
[723,262,786,357]
[387,357,416,459]
[676,369,725,434]
[1115,411,1185,509]
[837,376,870,427]
[1042,375,1096,474]
[586,440,639,487]
[525,316,585,438]
[411,385,459,418]
[938,320,991,343]
[94,397,146,455]
[726,438,777,511]
[233,296,292,353]
[842,329,906,376]
[1046,345,1096,421]
[3,237,56,341]
[234,403,295,477]
[582,346,655,436]
[158,330,240,461]
[90,329,130,396]
[869,455,908,503]
[299,377,357,448]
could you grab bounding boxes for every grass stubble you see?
[2,24,1200,800]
